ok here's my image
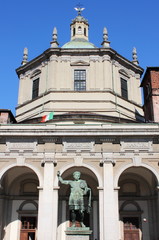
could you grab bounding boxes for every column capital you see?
[41,158,57,167]
[100,158,116,167]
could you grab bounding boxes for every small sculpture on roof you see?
[74,3,85,16]
[21,47,28,65]
[132,47,139,65]
[101,27,110,48]
[50,27,59,48]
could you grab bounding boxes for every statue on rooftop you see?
[57,171,91,228]
[74,3,85,16]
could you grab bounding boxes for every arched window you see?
[84,28,86,36]
[73,27,76,36]
[18,201,38,240]
[78,26,82,34]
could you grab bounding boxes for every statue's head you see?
[73,171,81,180]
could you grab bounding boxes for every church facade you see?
[0,8,159,240]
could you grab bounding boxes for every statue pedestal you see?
[65,227,92,240]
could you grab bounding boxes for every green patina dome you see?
[62,39,96,49]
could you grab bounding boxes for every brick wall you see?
[142,68,159,122]
[0,112,10,124]
[150,71,159,88]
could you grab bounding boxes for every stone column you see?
[101,158,119,240]
[114,187,120,239]
[60,200,67,240]
[0,198,4,239]
[156,187,159,238]
[98,187,104,240]
[37,158,57,240]
[92,200,98,240]
[52,187,59,240]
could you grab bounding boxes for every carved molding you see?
[100,137,117,143]
[63,139,94,152]
[41,158,57,167]
[39,137,58,143]
[102,55,111,62]
[60,56,71,62]
[6,140,37,152]
[112,60,120,67]
[120,140,153,152]
[50,55,58,62]
[89,56,100,62]
[100,158,116,166]
[70,60,90,66]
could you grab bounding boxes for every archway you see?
[57,166,99,240]
[0,166,39,240]
[118,166,159,240]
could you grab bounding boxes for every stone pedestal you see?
[66,227,92,240]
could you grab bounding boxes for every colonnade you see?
[37,157,120,240]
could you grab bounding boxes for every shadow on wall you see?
[135,109,145,122]
[0,166,39,240]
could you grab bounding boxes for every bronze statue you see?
[57,171,91,228]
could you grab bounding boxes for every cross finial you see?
[74,3,85,16]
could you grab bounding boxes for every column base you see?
[65,227,92,240]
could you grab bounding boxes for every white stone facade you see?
[16,49,143,123]
[0,9,158,240]
[0,124,159,240]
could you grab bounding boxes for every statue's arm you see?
[83,182,91,208]
[57,171,71,185]
[83,181,91,194]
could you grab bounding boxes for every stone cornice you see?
[16,47,143,77]
[0,123,159,137]
[15,90,143,113]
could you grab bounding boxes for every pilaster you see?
[100,158,119,240]
[98,187,104,240]
[156,186,159,238]
[0,198,4,239]
[60,200,67,240]
[37,158,57,240]
[92,200,98,240]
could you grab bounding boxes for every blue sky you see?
[0,0,159,115]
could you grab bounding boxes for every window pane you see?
[32,78,39,99]
[74,70,86,91]
[121,78,128,99]
[21,217,36,229]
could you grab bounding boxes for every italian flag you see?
[41,112,54,122]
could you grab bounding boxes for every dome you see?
[62,39,96,49]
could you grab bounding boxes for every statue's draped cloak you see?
[69,180,87,211]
